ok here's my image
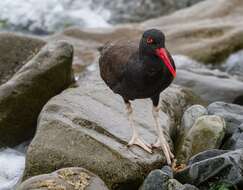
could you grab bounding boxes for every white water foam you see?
[0,0,111,34]
[0,144,27,190]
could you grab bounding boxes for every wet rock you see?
[222,132,243,150]
[188,149,229,165]
[176,115,226,163]
[0,32,45,85]
[23,70,202,190]
[140,169,170,190]
[175,149,243,187]
[17,167,109,190]
[0,41,74,147]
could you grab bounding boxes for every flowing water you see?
[0,143,27,190]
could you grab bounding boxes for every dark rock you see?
[23,70,202,190]
[188,149,229,165]
[0,32,45,85]
[175,149,243,186]
[0,41,74,147]
[17,167,109,190]
[222,132,243,150]
[140,169,170,190]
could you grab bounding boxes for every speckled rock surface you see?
[23,70,202,190]
[17,167,109,190]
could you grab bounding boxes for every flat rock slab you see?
[17,167,109,190]
[0,41,74,147]
[23,70,202,190]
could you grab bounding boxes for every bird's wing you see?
[99,40,138,90]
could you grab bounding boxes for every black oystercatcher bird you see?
[99,29,176,165]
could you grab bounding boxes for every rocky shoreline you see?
[0,0,243,189]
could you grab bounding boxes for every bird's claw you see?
[127,137,152,153]
[152,138,174,165]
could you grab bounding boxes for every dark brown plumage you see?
[99,29,176,165]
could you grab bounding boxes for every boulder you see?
[0,32,45,85]
[176,115,226,163]
[175,149,243,187]
[17,167,109,190]
[0,41,74,147]
[23,70,202,190]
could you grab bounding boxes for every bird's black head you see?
[139,29,165,56]
[139,29,176,78]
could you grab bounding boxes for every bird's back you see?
[99,40,138,92]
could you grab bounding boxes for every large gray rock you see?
[0,32,45,85]
[23,70,202,190]
[175,149,243,187]
[176,115,226,164]
[0,41,74,147]
[17,167,109,190]
[174,67,243,104]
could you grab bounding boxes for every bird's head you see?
[139,29,165,56]
[139,29,176,77]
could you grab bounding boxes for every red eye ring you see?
[147,37,154,44]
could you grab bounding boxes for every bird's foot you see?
[127,137,152,153]
[152,138,174,165]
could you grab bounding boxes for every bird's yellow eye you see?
[146,37,154,44]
